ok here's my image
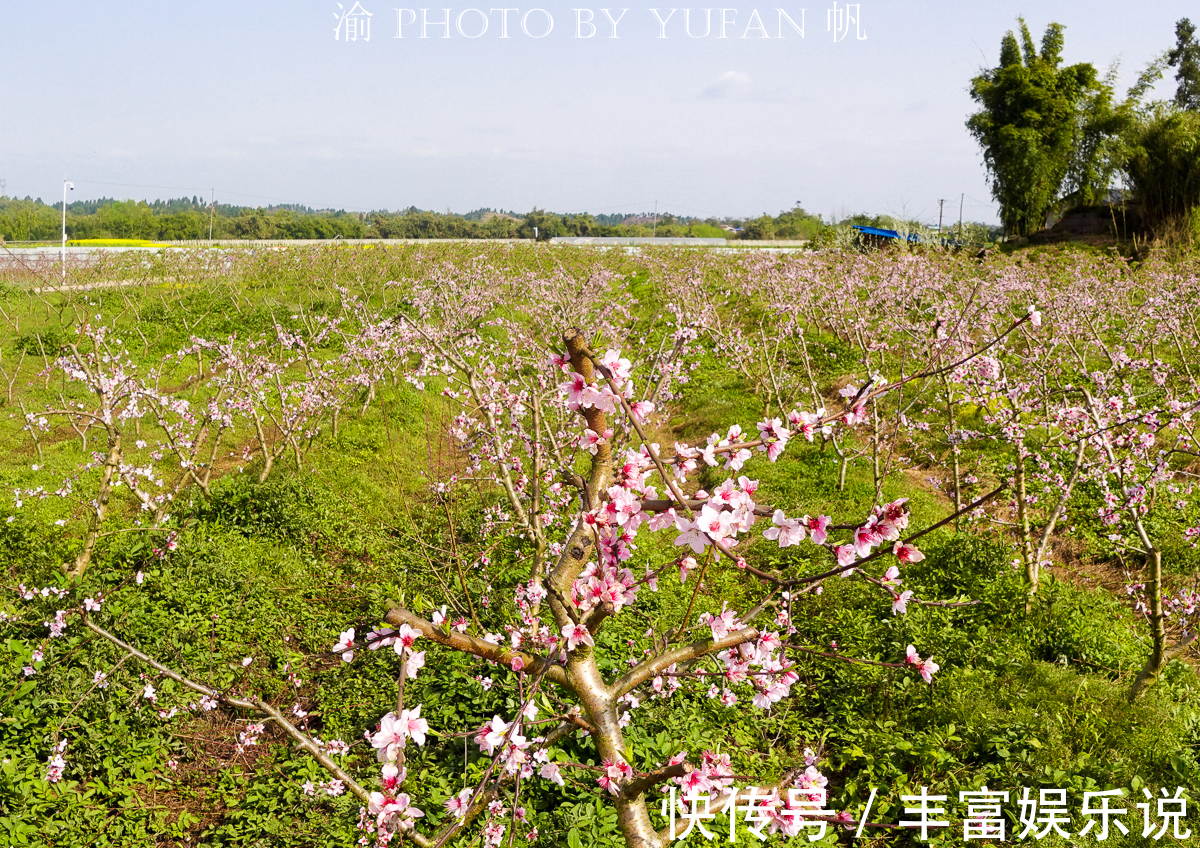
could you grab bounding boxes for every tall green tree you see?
[967,19,1110,236]
[1167,18,1200,111]
[1059,61,1146,208]
[1108,23,1200,238]
[1125,109,1200,234]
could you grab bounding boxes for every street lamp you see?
[61,177,74,283]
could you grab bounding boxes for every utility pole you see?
[958,193,964,241]
[937,199,945,236]
[652,200,658,238]
[62,176,74,283]
[208,188,215,241]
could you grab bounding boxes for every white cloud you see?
[701,71,752,100]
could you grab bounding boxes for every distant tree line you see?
[0,197,828,243]
[0,197,370,242]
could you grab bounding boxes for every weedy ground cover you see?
[1,244,1198,847]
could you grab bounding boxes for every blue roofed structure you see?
[851,225,922,243]
[851,225,962,248]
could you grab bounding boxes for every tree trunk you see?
[944,381,961,530]
[1129,549,1169,700]
[253,411,273,483]
[68,433,121,579]
[1014,439,1035,595]
[571,654,664,848]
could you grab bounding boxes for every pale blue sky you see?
[1,1,1193,224]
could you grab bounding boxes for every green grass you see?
[1,245,1199,846]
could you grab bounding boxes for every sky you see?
[1,1,1194,225]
